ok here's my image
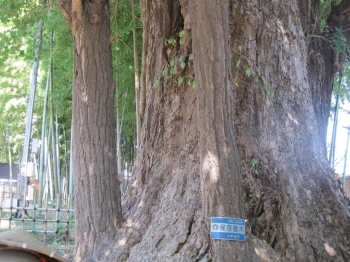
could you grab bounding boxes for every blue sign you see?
[211,217,246,241]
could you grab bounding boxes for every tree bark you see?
[59,1,122,261]
[190,0,250,260]
[61,0,350,261]
[231,0,350,261]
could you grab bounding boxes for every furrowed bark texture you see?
[97,1,205,261]
[231,1,350,261]
[60,0,123,261]
[60,0,350,261]
[101,0,279,261]
[190,0,252,260]
[101,0,349,261]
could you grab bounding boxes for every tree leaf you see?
[171,67,177,74]
[192,81,196,89]
[236,59,241,68]
[153,79,160,88]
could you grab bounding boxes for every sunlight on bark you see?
[203,151,219,183]
[254,246,273,261]
[276,21,289,43]
[287,113,300,125]
[324,242,337,256]
[138,199,144,207]
[117,238,127,247]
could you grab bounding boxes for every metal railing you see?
[0,183,75,256]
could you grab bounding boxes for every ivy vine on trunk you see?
[59,0,350,261]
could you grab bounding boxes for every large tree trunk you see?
[190,0,254,260]
[60,1,123,261]
[62,0,350,261]
[231,0,350,261]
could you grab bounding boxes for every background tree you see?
[59,0,123,260]
[111,0,142,184]
[0,0,141,199]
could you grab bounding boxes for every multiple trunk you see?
[60,0,350,261]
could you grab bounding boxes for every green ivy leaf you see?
[245,67,251,77]
[189,53,194,61]
[254,75,259,83]
[256,67,261,75]
[153,79,160,88]
[171,67,177,74]
[170,59,175,67]
[236,59,241,68]
[192,81,196,89]
[177,77,184,85]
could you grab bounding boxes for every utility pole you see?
[342,126,350,196]
[329,94,340,168]
[19,20,44,199]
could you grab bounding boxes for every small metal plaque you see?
[211,217,246,241]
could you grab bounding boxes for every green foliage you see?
[111,0,143,165]
[0,1,73,166]
[0,25,32,161]
[317,1,350,104]
[248,192,261,199]
[165,38,176,46]
[319,0,342,29]
[332,69,350,103]
[329,27,350,53]
[154,52,195,89]
[154,29,195,89]
[235,45,274,97]
[0,0,143,169]
[251,158,259,175]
